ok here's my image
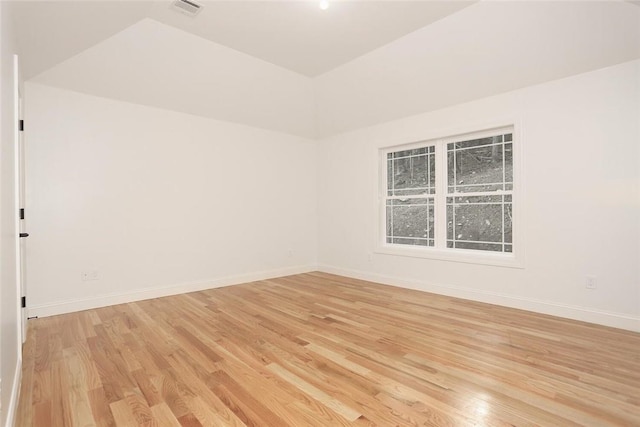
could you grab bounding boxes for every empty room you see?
[1,0,639,426]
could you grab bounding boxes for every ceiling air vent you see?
[170,0,203,17]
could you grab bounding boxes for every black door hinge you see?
[21,296,26,308]
[19,208,24,220]
[19,120,24,131]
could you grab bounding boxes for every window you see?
[386,146,436,246]
[380,126,517,264]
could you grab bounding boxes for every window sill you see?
[374,244,524,269]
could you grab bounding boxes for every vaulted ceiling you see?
[13,0,475,79]
[11,1,640,138]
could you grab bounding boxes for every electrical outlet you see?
[81,270,99,281]
[585,276,596,289]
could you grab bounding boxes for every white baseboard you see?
[317,264,640,333]
[3,358,22,427]
[28,265,316,318]
[26,263,640,332]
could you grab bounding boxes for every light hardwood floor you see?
[15,272,640,426]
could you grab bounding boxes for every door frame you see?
[14,53,26,344]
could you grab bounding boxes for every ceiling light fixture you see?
[319,0,329,11]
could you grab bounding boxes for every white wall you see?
[0,2,20,426]
[317,60,640,331]
[316,1,640,137]
[25,83,317,317]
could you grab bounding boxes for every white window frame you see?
[376,124,524,268]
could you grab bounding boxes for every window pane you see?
[387,146,435,196]
[447,133,512,194]
[454,195,503,203]
[386,198,434,247]
[387,158,393,196]
[454,204,503,242]
[447,195,512,253]
[448,241,504,252]
[505,143,513,185]
[393,147,429,158]
[429,152,435,193]
[504,203,513,243]
[451,135,503,150]
[388,237,431,246]
[447,203,453,241]
[447,150,455,190]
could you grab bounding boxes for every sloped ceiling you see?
[316,0,640,136]
[16,1,640,138]
[15,0,475,79]
[12,1,153,80]
[147,0,475,77]
[31,18,317,138]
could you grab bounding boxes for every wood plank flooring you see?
[15,272,640,426]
